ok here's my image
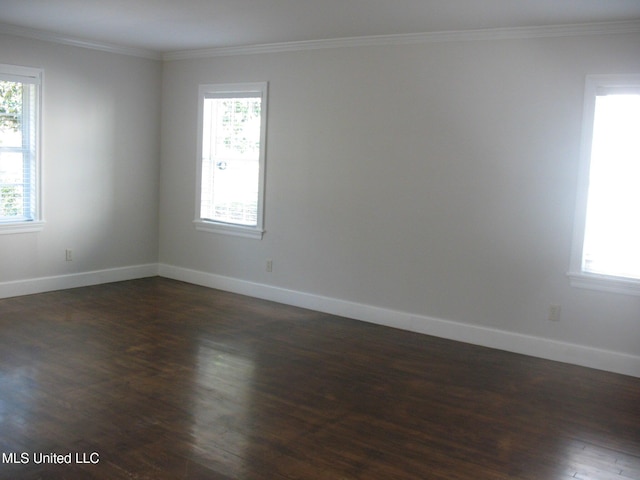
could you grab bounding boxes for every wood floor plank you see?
[0,277,639,479]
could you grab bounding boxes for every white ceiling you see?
[1,0,640,55]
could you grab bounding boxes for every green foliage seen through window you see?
[0,81,22,132]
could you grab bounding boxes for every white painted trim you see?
[194,220,265,239]
[0,264,158,299]
[0,221,45,235]
[2,263,638,377]
[0,22,161,60]
[1,19,638,62]
[568,271,640,297]
[163,20,640,61]
[158,264,640,378]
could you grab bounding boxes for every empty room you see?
[1,1,639,478]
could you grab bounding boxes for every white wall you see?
[0,34,161,287]
[159,32,640,372]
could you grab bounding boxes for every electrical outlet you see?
[65,249,73,262]
[548,305,561,322]
[266,259,273,272]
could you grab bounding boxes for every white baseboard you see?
[2,263,638,377]
[158,263,640,378]
[0,264,158,299]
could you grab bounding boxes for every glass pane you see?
[0,185,24,218]
[211,158,259,225]
[0,80,23,148]
[582,94,640,279]
[0,151,25,219]
[201,96,262,226]
[0,151,24,183]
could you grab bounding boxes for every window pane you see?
[0,80,33,222]
[582,94,640,279]
[0,152,25,218]
[0,151,23,181]
[0,66,41,229]
[209,158,259,225]
[201,96,262,226]
[0,185,23,218]
[0,80,23,148]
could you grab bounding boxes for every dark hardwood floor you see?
[0,277,638,479]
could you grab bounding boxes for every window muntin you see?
[195,83,267,239]
[0,64,42,232]
[569,74,640,294]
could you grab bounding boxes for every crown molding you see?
[164,20,640,61]
[1,19,638,63]
[0,22,162,60]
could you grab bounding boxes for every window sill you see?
[567,271,640,297]
[0,220,45,235]
[194,219,264,240]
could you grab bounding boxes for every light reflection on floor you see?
[191,340,255,477]
[0,369,34,441]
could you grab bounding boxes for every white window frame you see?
[568,74,640,296]
[0,64,44,234]
[194,82,268,240]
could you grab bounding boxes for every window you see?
[569,74,640,295]
[0,64,43,234]
[195,82,268,239]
